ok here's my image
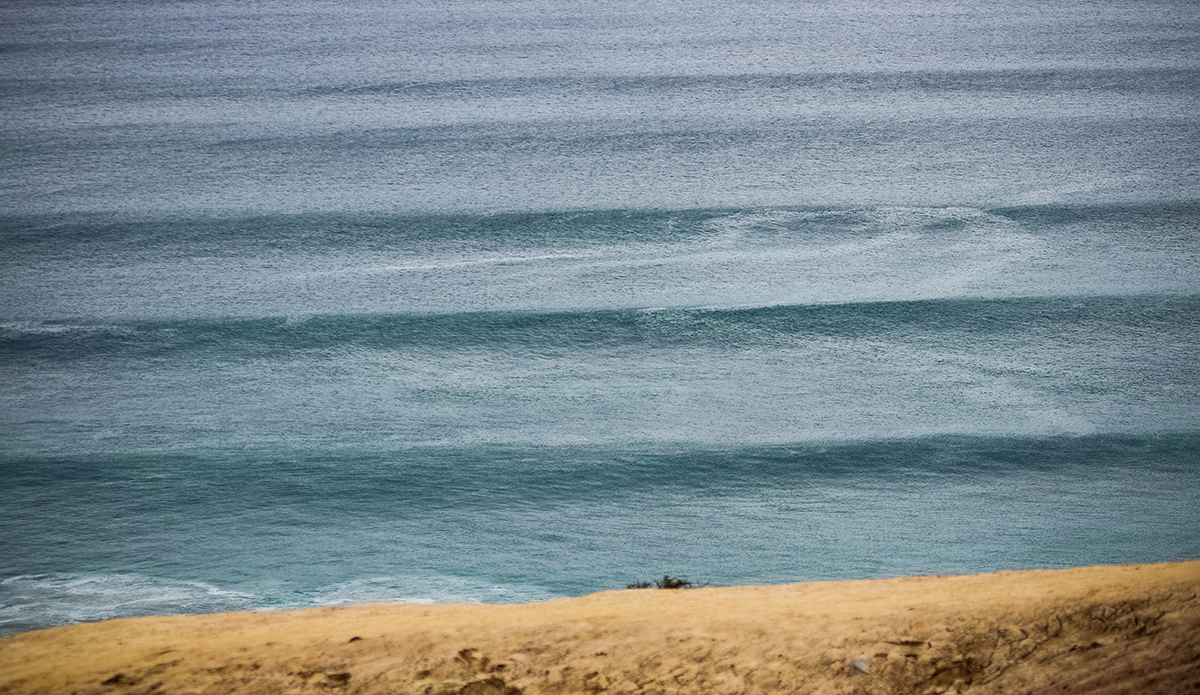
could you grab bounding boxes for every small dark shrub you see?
[654,575,692,589]
[626,575,696,589]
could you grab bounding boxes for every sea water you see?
[2,0,1199,636]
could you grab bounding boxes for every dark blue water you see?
[2,0,1199,636]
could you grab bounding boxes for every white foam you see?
[0,574,256,635]
[275,575,555,611]
[0,572,556,636]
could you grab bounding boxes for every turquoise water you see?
[2,0,1199,636]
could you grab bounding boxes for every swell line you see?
[3,294,1196,361]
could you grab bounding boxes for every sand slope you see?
[2,561,1198,695]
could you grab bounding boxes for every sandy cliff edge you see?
[2,561,1198,695]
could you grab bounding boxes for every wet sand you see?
[2,561,1198,695]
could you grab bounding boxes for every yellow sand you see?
[2,561,1198,695]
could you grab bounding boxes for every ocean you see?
[2,0,1198,637]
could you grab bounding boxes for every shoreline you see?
[1,561,1198,695]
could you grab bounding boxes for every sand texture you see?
[2,561,1198,695]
